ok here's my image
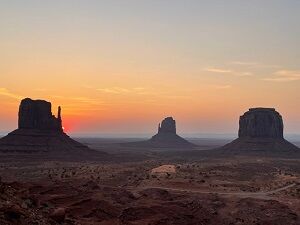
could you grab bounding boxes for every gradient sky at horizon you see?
[0,0,300,136]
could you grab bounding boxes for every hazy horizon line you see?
[2,132,299,140]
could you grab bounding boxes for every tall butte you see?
[124,117,195,148]
[220,108,299,153]
[0,98,98,157]
[18,98,63,132]
[149,117,195,147]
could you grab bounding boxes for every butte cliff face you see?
[220,108,299,153]
[158,117,177,134]
[238,108,283,139]
[18,98,63,131]
[147,117,194,148]
[0,98,103,159]
[122,117,195,148]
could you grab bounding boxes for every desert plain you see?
[0,137,299,225]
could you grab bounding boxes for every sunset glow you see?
[1,1,299,136]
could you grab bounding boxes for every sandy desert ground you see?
[0,138,299,225]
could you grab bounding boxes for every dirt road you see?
[138,183,297,200]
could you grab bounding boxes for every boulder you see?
[50,208,66,223]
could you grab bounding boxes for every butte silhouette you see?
[0,98,103,158]
[219,108,299,153]
[123,117,195,148]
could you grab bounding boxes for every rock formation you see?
[220,108,299,153]
[158,117,176,134]
[123,117,195,148]
[0,98,104,159]
[238,108,283,139]
[18,98,63,131]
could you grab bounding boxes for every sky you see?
[0,0,300,137]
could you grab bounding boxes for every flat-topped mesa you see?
[18,98,63,132]
[158,117,176,134]
[238,108,284,139]
[219,107,299,153]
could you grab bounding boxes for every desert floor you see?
[0,138,299,225]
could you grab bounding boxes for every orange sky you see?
[0,1,299,136]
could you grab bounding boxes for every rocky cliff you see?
[158,117,176,134]
[238,108,283,139]
[18,98,62,131]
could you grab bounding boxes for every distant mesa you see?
[220,108,299,153]
[0,98,100,158]
[123,117,195,148]
[150,117,194,147]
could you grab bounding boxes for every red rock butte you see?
[0,98,100,158]
[123,117,195,148]
[18,98,63,132]
[149,117,195,147]
[220,108,299,153]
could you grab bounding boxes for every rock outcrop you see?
[18,98,62,131]
[220,108,299,153]
[158,117,176,134]
[238,108,283,139]
[0,98,105,159]
[123,117,195,148]
[148,117,196,147]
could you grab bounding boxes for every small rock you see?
[50,207,66,223]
